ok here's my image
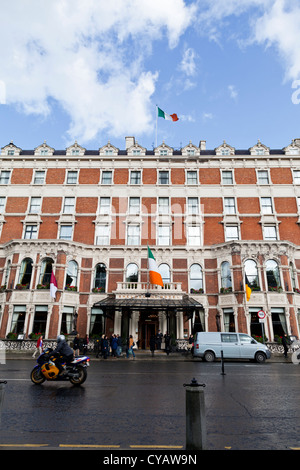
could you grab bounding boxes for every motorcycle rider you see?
[51,335,74,376]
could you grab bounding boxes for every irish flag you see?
[157,106,179,122]
[245,274,252,302]
[50,271,58,299]
[147,246,163,287]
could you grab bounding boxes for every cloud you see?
[0,0,196,144]
[228,85,238,99]
[179,47,197,76]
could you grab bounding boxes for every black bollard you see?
[184,378,206,450]
[221,350,226,375]
[0,381,7,426]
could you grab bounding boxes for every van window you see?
[221,334,238,343]
[239,334,252,343]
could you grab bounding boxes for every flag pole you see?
[155,105,158,148]
[146,245,150,297]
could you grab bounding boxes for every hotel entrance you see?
[139,309,158,349]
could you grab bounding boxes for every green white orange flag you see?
[245,274,252,301]
[157,106,179,122]
[147,246,163,287]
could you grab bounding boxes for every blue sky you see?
[0,0,299,152]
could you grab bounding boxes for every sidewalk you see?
[2,349,292,362]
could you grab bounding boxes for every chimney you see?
[125,136,135,150]
[199,140,206,151]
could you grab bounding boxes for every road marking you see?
[0,444,48,447]
[130,445,183,449]
[59,444,120,448]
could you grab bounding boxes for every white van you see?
[193,332,271,363]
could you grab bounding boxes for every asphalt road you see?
[0,358,299,451]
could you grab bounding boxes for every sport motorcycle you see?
[30,348,90,386]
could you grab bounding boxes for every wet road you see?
[0,358,299,450]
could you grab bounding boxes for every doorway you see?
[139,309,158,349]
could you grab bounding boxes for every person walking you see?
[282,333,289,358]
[126,335,135,359]
[82,334,89,355]
[164,332,171,356]
[32,335,43,358]
[73,333,80,357]
[150,333,156,357]
[102,335,109,359]
[111,334,118,358]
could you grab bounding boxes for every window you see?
[187,171,197,184]
[32,305,48,335]
[59,225,73,240]
[271,307,287,337]
[11,305,26,335]
[0,197,6,213]
[157,225,170,245]
[101,171,112,184]
[39,258,54,286]
[127,225,140,245]
[290,262,296,290]
[263,225,277,240]
[130,171,141,185]
[188,197,199,215]
[63,197,75,214]
[159,264,171,283]
[244,259,260,291]
[34,170,45,184]
[159,149,168,156]
[221,333,238,342]
[66,170,78,184]
[224,197,236,214]
[158,197,169,215]
[187,226,201,245]
[126,263,138,283]
[223,309,235,332]
[222,170,233,185]
[94,263,106,291]
[0,170,11,184]
[266,259,281,291]
[129,197,140,215]
[190,264,203,292]
[261,197,273,214]
[221,261,232,289]
[29,197,41,214]
[18,258,33,288]
[24,225,38,239]
[4,260,11,288]
[99,197,110,215]
[293,170,300,184]
[65,260,78,288]
[96,225,110,245]
[257,170,269,184]
[158,170,169,185]
[61,306,74,335]
[89,307,105,336]
[225,225,239,241]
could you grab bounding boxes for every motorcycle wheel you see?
[30,367,46,385]
[70,366,87,386]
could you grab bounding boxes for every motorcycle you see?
[30,348,90,386]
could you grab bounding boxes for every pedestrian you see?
[282,333,289,358]
[156,330,163,350]
[164,332,171,356]
[150,333,156,357]
[73,333,80,357]
[32,335,43,358]
[111,334,118,358]
[82,334,89,355]
[116,334,122,357]
[189,334,194,355]
[94,338,100,358]
[126,335,135,359]
[102,335,109,359]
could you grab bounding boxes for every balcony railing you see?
[116,282,182,292]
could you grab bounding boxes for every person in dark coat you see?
[282,334,289,358]
[102,335,109,359]
[164,332,171,356]
[150,333,156,357]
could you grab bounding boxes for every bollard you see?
[0,381,7,426]
[221,350,226,375]
[184,378,206,450]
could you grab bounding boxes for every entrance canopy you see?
[93,294,202,312]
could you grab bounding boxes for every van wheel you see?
[204,351,215,362]
[255,352,266,363]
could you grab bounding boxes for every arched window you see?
[221,261,232,290]
[39,258,54,287]
[65,260,78,289]
[190,264,203,293]
[126,263,138,283]
[94,263,106,291]
[266,260,281,291]
[244,259,260,291]
[18,258,33,289]
[159,263,171,284]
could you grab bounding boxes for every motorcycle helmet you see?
[57,334,65,343]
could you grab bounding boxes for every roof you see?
[93,295,202,310]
